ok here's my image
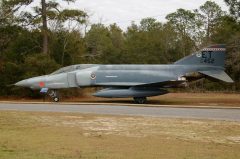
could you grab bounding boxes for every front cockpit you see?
[51,64,98,75]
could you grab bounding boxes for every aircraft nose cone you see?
[15,79,29,87]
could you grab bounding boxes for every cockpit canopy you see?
[51,64,97,75]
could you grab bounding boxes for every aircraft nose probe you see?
[15,79,29,87]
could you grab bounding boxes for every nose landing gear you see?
[47,90,60,102]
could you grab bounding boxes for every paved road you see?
[0,103,239,121]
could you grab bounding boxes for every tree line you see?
[0,0,240,97]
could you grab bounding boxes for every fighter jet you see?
[15,44,233,104]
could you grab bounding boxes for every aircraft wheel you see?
[133,97,147,104]
[53,97,59,102]
[48,90,60,102]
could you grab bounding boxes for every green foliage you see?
[5,29,42,63]
[0,0,19,26]
[0,0,240,97]
[85,24,125,64]
[0,61,22,95]
[5,0,88,55]
[58,9,87,23]
[124,19,181,64]
[166,9,197,56]
[22,54,60,78]
[49,30,86,66]
[166,9,196,35]
[197,0,224,44]
[225,0,240,20]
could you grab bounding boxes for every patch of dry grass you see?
[0,111,240,159]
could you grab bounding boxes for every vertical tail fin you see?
[174,44,226,68]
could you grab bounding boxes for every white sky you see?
[28,0,229,30]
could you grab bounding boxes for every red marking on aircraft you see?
[39,82,45,87]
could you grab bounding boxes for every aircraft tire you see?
[53,97,59,102]
[133,97,147,104]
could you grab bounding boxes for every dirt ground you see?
[1,93,240,107]
[0,111,240,159]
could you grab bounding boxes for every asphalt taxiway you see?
[0,102,239,121]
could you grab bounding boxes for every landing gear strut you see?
[48,90,60,102]
[133,97,147,104]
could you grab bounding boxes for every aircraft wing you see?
[135,80,186,88]
[97,80,186,88]
[198,70,234,83]
[96,82,144,87]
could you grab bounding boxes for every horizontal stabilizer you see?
[199,70,234,83]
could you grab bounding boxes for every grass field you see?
[0,111,240,159]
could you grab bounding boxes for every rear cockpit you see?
[51,64,97,75]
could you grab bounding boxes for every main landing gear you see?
[47,90,60,102]
[133,97,147,104]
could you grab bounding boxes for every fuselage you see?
[15,64,224,90]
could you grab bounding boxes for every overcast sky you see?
[69,0,228,29]
[29,0,229,30]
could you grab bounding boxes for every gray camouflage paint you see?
[15,44,233,98]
